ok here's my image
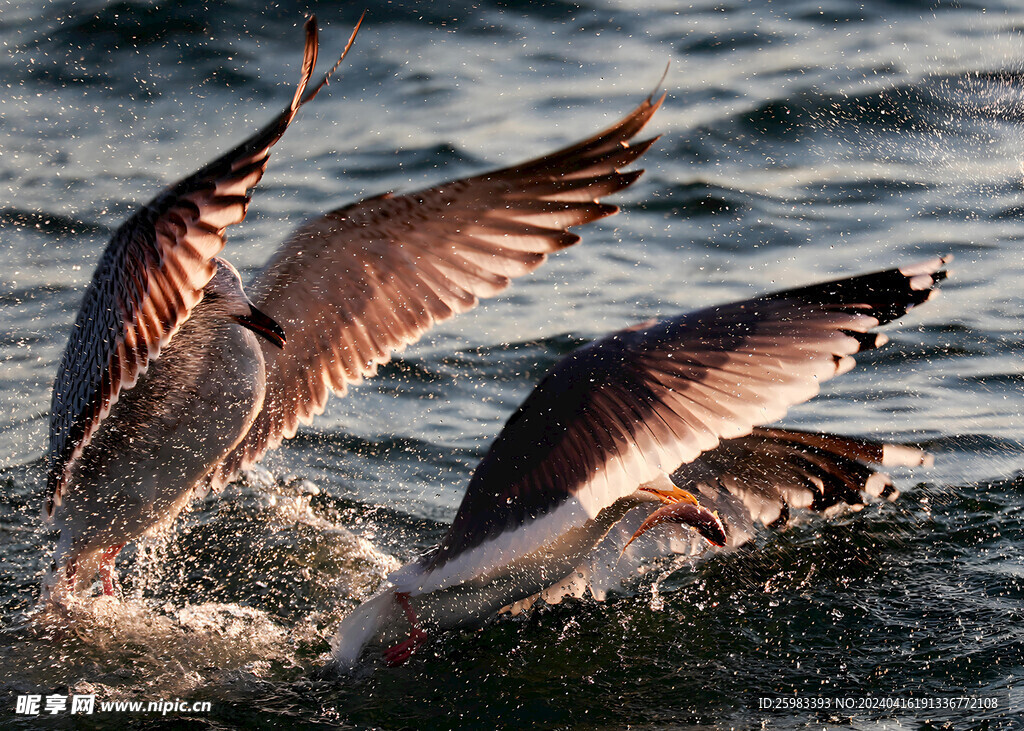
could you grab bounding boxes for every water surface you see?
[1,0,1022,728]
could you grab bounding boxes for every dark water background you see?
[1,0,1023,728]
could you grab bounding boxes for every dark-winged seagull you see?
[41,16,663,602]
[329,256,948,669]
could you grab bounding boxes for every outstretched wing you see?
[46,16,361,515]
[415,257,948,593]
[498,426,931,617]
[670,426,931,547]
[205,94,664,492]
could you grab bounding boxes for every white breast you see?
[55,316,267,556]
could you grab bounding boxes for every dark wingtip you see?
[620,169,644,186]
[558,231,582,249]
[842,329,889,352]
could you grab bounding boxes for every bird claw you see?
[384,592,428,666]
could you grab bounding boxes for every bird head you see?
[206,258,286,349]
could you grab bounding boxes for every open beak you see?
[234,306,286,349]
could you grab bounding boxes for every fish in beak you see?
[623,495,728,552]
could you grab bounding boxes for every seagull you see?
[329,256,948,669]
[41,16,663,602]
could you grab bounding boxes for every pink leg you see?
[383,592,428,666]
[99,544,125,597]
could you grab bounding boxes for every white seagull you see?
[329,256,948,669]
[41,16,663,601]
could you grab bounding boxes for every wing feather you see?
[45,16,360,514]
[205,94,664,492]
[414,258,948,591]
[672,426,930,545]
